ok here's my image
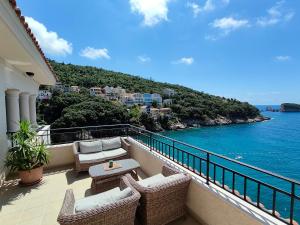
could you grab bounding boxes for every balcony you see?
[2,124,299,225]
[0,167,199,225]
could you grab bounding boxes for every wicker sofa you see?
[57,176,141,225]
[126,164,192,225]
[73,137,130,172]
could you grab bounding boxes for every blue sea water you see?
[160,106,300,221]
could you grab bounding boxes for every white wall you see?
[0,58,39,182]
[45,144,75,169]
[36,125,51,145]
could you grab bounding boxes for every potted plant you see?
[5,121,49,185]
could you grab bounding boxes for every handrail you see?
[129,125,300,185]
[8,123,300,185]
[8,123,300,224]
[130,127,299,224]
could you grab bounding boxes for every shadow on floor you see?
[43,166,90,185]
[0,178,45,210]
[65,170,90,185]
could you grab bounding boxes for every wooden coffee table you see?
[89,159,140,194]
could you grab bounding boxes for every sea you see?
[161,105,300,221]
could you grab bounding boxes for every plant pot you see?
[19,166,43,185]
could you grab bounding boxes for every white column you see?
[5,89,20,132]
[29,94,37,126]
[19,92,30,122]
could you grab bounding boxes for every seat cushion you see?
[78,152,106,163]
[79,140,102,154]
[102,137,121,151]
[138,173,165,187]
[102,148,127,159]
[78,148,127,163]
[138,173,186,188]
[74,187,131,213]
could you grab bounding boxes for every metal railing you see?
[8,124,300,224]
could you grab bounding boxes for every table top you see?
[89,159,140,178]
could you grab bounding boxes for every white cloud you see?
[203,0,215,12]
[187,0,215,17]
[212,17,249,32]
[138,55,151,63]
[80,47,110,60]
[202,0,215,12]
[129,0,171,26]
[257,1,295,27]
[206,17,249,40]
[173,57,194,65]
[25,17,72,56]
[187,2,201,17]
[275,55,291,61]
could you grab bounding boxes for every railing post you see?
[172,140,175,161]
[243,177,247,200]
[125,125,129,137]
[290,182,295,224]
[47,129,49,145]
[206,152,210,185]
[272,190,276,216]
[149,133,153,151]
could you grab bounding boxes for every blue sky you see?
[19,0,300,105]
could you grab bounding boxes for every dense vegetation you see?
[39,91,130,128]
[281,103,300,112]
[38,60,261,130]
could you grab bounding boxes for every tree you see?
[139,113,157,131]
[152,100,158,108]
[51,98,130,128]
[39,60,262,129]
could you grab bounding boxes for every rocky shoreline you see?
[165,115,270,131]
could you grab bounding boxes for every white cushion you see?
[102,148,127,159]
[79,140,102,154]
[75,187,120,212]
[114,187,132,201]
[138,173,185,188]
[75,187,131,213]
[78,148,127,163]
[138,173,165,187]
[78,152,106,163]
[102,137,121,151]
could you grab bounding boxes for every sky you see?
[18,0,300,105]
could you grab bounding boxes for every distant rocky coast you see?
[153,115,270,131]
[183,115,269,127]
[281,103,300,112]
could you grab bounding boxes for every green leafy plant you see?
[5,121,50,172]
[39,60,261,131]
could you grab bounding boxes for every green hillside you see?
[38,60,262,130]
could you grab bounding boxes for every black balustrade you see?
[7,124,300,224]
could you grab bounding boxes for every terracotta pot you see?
[19,166,43,185]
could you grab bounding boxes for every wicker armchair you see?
[57,176,140,225]
[73,137,130,172]
[125,164,192,225]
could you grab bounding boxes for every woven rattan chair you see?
[126,164,192,225]
[57,176,140,225]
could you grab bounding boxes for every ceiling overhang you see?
[0,0,57,85]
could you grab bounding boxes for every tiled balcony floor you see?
[0,167,200,225]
